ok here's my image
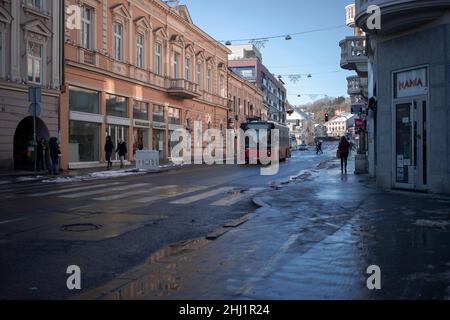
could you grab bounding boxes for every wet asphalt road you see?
[0,145,335,299]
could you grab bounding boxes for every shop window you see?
[133,100,149,120]
[168,107,180,125]
[69,87,99,114]
[106,94,128,118]
[69,121,99,162]
[153,105,165,123]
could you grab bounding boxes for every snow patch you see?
[414,219,450,229]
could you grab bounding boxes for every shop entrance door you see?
[394,98,427,190]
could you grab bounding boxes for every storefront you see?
[152,104,166,160]
[133,101,151,156]
[68,86,101,164]
[392,66,428,191]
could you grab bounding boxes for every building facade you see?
[62,0,230,169]
[340,3,370,174]
[0,0,63,170]
[355,0,450,194]
[286,108,314,146]
[227,70,265,130]
[227,44,287,124]
[326,113,355,138]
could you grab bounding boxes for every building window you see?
[69,121,100,162]
[106,94,128,118]
[207,68,212,93]
[155,42,162,75]
[168,107,180,125]
[27,42,42,84]
[173,52,180,78]
[185,57,191,81]
[220,74,225,97]
[196,63,202,87]
[69,87,99,114]
[27,0,42,10]
[133,100,149,120]
[153,105,165,123]
[113,23,123,61]
[81,6,93,49]
[136,33,144,69]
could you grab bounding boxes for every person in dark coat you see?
[49,137,61,175]
[36,138,45,172]
[104,136,114,169]
[338,136,351,174]
[116,139,127,169]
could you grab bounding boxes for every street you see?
[0,145,334,299]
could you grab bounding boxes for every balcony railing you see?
[167,78,201,99]
[347,76,362,95]
[346,4,356,27]
[340,36,368,75]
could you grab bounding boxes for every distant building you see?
[227,70,265,130]
[227,44,287,124]
[326,113,356,138]
[287,108,314,146]
[314,124,328,139]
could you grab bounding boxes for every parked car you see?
[299,143,308,151]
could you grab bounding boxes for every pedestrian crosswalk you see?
[25,181,265,207]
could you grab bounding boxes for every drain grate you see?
[61,223,102,232]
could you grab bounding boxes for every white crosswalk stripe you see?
[170,187,236,205]
[210,187,266,207]
[93,189,154,201]
[133,185,207,204]
[28,182,122,197]
[60,183,150,199]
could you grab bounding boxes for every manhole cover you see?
[61,223,102,232]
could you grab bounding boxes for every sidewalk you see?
[80,157,450,300]
[0,160,185,184]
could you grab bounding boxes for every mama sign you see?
[395,68,427,98]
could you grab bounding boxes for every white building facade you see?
[0,0,62,170]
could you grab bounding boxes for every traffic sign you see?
[355,118,365,128]
[28,102,41,117]
[28,86,42,103]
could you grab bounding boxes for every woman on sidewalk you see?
[116,139,127,169]
[338,136,351,174]
[49,137,61,175]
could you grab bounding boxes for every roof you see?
[287,108,313,121]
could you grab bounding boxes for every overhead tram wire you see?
[185,24,347,46]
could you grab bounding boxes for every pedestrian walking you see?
[116,139,127,169]
[36,138,45,172]
[338,136,351,174]
[43,138,51,174]
[316,140,323,155]
[49,137,61,175]
[105,136,114,170]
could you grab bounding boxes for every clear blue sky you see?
[183,0,355,105]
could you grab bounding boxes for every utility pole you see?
[28,87,41,175]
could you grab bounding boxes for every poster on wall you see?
[395,68,427,98]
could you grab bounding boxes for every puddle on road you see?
[76,238,211,300]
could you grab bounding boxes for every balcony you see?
[355,0,450,35]
[347,76,362,95]
[167,79,201,99]
[340,36,368,76]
